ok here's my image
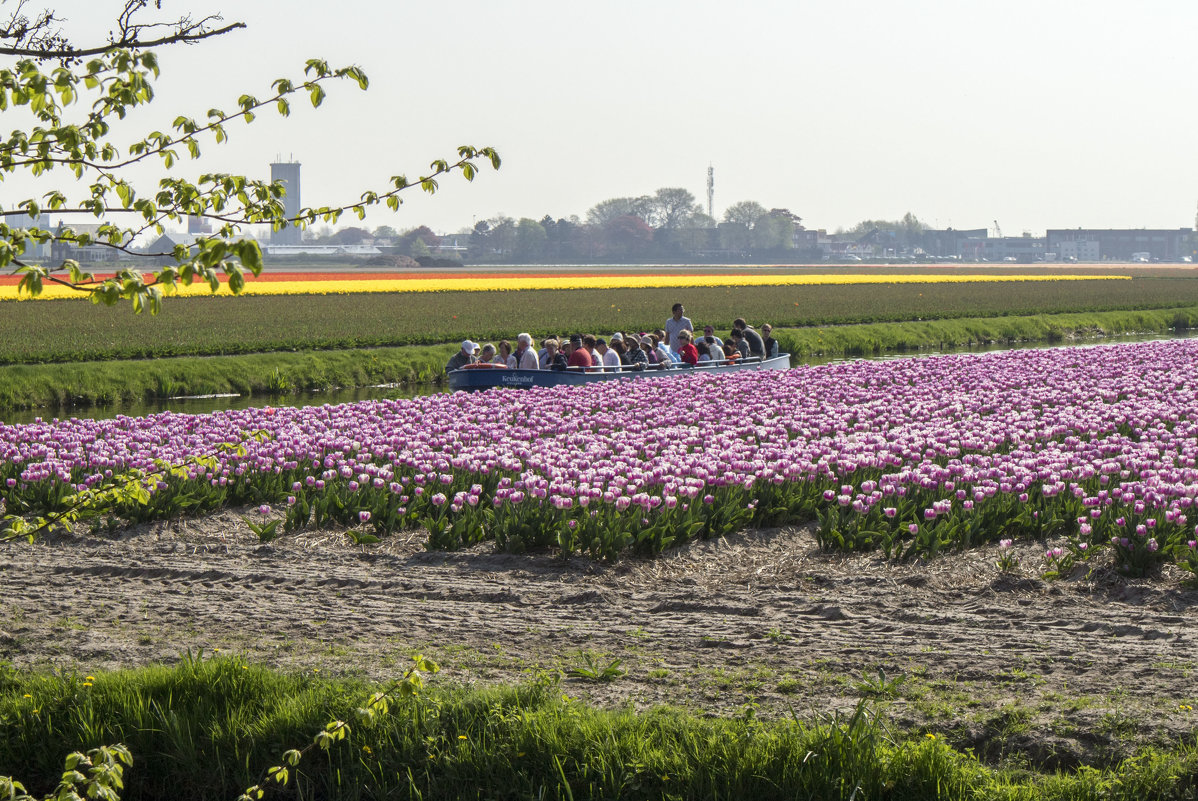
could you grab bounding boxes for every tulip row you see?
[0,272,1127,301]
[3,340,1198,573]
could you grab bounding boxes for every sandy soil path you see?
[2,514,1195,768]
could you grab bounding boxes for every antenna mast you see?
[706,164,714,219]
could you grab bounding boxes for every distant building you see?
[1045,229,1192,261]
[263,244,381,258]
[50,222,117,265]
[187,215,213,234]
[917,229,988,259]
[144,232,201,265]
[982,237,1047,262]
[433,233,472,253]
[3,212,52,261]
[1057,239,1100,262]
[270,160,303,246]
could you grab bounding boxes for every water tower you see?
[270,158,302,246]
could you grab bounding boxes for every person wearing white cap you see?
[445,339,479,373]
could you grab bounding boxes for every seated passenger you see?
[512,332,539,369]
[677,330,699,366]
[732,318,766,358]
[723,342,740,363]
[729,329,750,359]
[761,324,778,358]
[696,341,712,363]
[641,336,662,366]
[567,334,592,369]
[652,333,674,364]
[595,337,621,371]
[701,325,723,351]
[495,339,513,366]
[610,336,631,366]
[539,338,563,369]
[445,339,479,373]
[479,343,497,364]
[627,338,648,369]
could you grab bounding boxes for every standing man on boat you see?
[512,333,540,370]
[445,340,479,373]
[665,303,693,353]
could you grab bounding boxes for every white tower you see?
[706,165,714,219]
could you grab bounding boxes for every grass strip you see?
[0,346,457,412]
[772,306,1198,359]
[6,279,1198,365]
[1,657,1196,801]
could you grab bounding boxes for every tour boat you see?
[447,353,791,391]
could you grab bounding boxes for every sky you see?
[15,0,1198,237]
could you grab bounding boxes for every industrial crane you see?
[993,220,1003,238]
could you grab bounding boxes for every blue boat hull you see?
[447,354,792,391]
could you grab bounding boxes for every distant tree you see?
[398,225,439,255]
[543,215,592,262]
[722,201,767,229]
[586,196,650,227]
[329,226,371,245]
[466,220,491,261]
[688,211,717,229]
[372,225,399,240]
[302,224,335,243]
[602,215,653,261]
[753,211,795,251]
[514,217,547,261]
[487,216,517,258]
[718,221,752,253]
[842,213,927,248]
[645,187,700,230]
[409,237,432,259]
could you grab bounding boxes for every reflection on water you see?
[0,384,448,426]
[4,330,1197,426]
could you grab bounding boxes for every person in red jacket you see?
[677,330,699,366]
[566,334,592,369]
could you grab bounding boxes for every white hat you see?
[461,339,479,353]
[610,332,624,342]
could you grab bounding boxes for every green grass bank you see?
[2,657,1196,801]
[2,307,1197,413]
[0,345,457,412]
[771,306,1198,360]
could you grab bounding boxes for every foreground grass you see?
[6,278,1198,365]
[1,657,1195,801]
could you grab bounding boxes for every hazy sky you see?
[22,1,1198,236]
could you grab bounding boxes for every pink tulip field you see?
[3,339,1198,574]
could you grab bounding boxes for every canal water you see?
[4,330,1197,426]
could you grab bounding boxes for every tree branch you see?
[0,20,244,57]
[0,1,245,58]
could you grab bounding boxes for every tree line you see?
[299,194,939,267]
[339,189,820,265]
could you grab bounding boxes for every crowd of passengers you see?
[445,304,779,373]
